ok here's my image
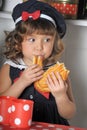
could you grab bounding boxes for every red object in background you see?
[0,96,16,125]
[42,0,79,19]
[51,2,78,18]
[0,96,34,128]
[9,99,34,128]
[0,122,87,130]
[0,96,86,129]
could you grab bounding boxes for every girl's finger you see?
[50,72,59,85]
[30,70,44,78]
[56,72,64,86]
[46,74,54,89]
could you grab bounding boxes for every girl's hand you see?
[19,64,44,87]
[46,72,68,99]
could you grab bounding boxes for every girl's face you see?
[21,33,55,65]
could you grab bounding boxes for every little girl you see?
[0,0,76,125]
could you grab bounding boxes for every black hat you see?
[12,0,66,38]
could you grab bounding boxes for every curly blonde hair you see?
[5,19,64,65]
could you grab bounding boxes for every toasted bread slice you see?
[34,62,70,92]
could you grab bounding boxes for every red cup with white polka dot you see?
[0,96,16,125]
[10,99,34,128]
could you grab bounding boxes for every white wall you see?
[0,0,87,128]
[0,18,14,67]
[3,0,22,12]
[62,24,87,128]
[0,0,22,67]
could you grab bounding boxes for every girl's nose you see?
[36,42,43,51]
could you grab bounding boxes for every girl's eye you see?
[44,38,50,43]
[27,38,35,42]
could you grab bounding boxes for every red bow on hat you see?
[22,10,40,21]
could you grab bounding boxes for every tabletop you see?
[0,122,87,130]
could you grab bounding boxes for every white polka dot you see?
[72,8,75,11]
[63,3,66,6]
[0,116,3,122]
[69,11,72,14]
[68,128,75,130]
[12,105,15,112]
[66,8,69,10]
[28,119,32,126]
[7,96,10,99]
[8,106,12,113]
[70,4,73,7]
[36,125,43,128]
[30,95,33,99]
[14,118,21,125]
[23,104,30,111]
[60,7,63,10]
[48,124,55,127]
